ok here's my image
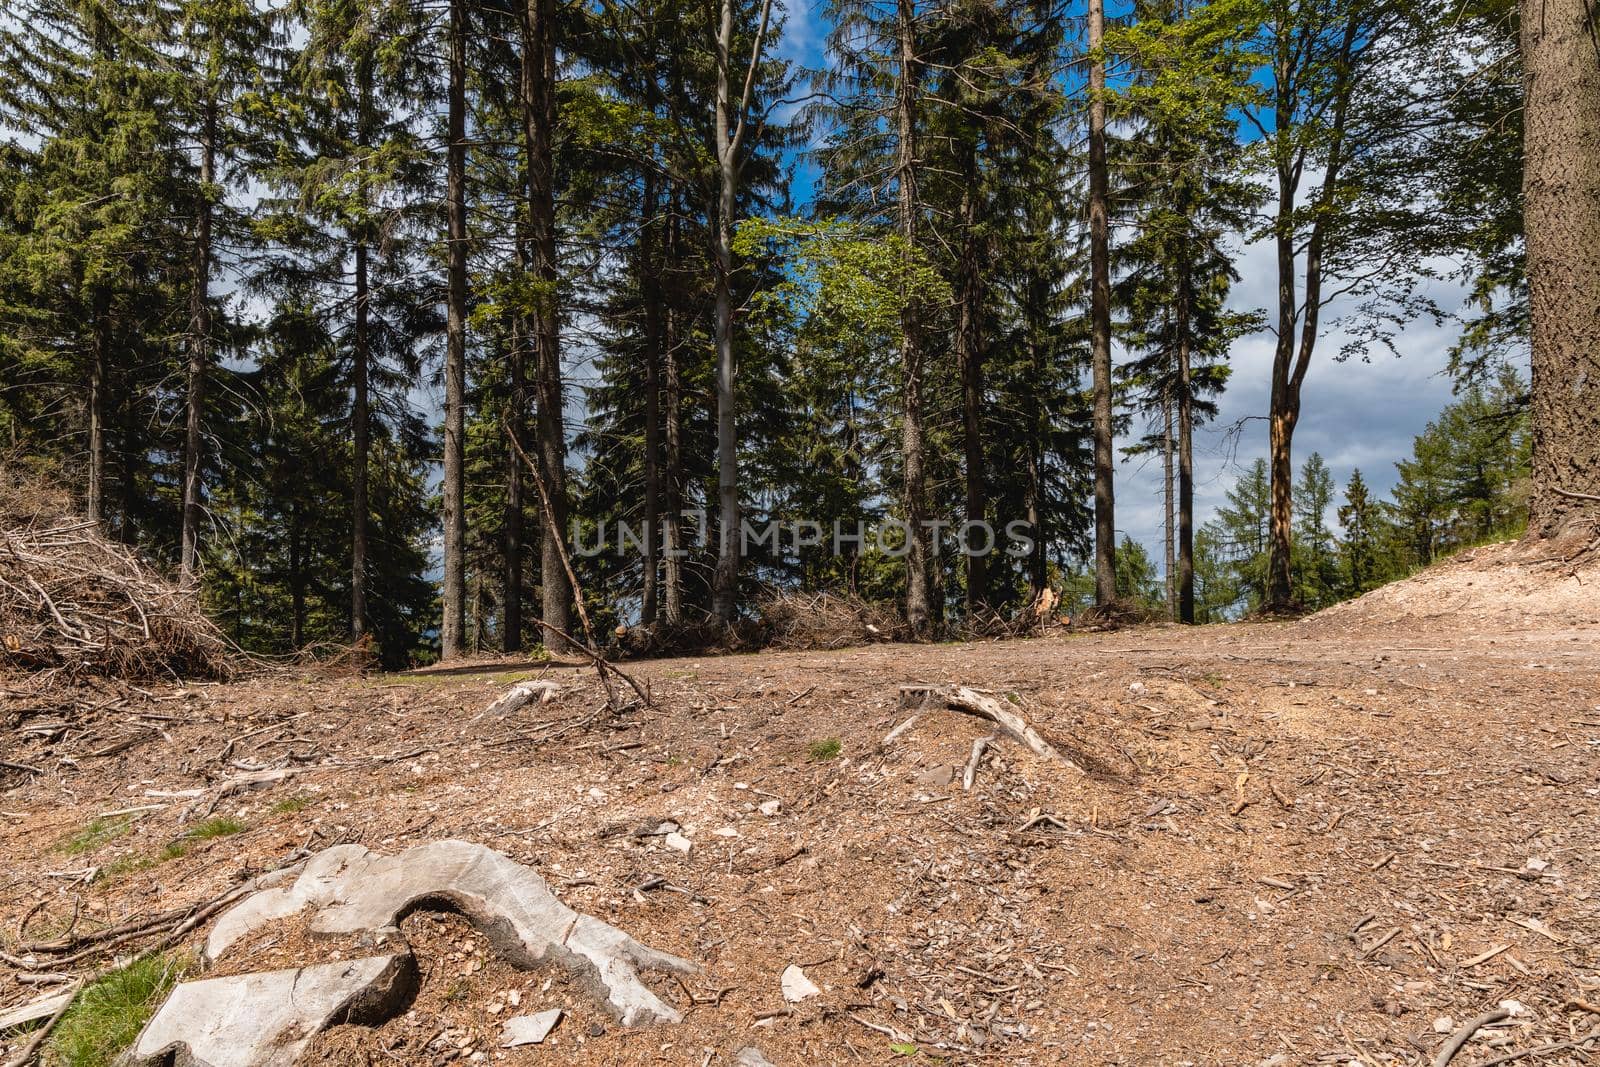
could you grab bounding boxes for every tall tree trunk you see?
[522,0,571,648]
[289,502,305,649]
[1163,391,1175,621]
[441,0,469,659]
[662,197,685,624]
[710,0,740,623]
[504,314,525,652]
[640,165,664,626]
[1177,275,1196,624]
[1266,19,1357,611]
[956,170,987,616]
[351,66,373,644]
[897,0,936,638]
[87,290,109,525]
[1522,0,1600,532]
[1024,329,1046,603]
[181,101,216,584]
[352,234,370,643]
[1087,0,1116,606]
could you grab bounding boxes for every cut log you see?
[899,685,1079,770]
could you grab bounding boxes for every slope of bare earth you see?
[2,593,1598,1064]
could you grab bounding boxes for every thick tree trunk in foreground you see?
[897,0,937,638]
[1087,0,1116,607]
[441,0,468,659]
[1521,0,1600,533]
[180,102,215,584]
[522,0,571,649]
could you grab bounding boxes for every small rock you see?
[758,799,781,817]
[737,1048,777,1067]
[664,832,692,854]
[1434,1016,1456,1034]
[781,964,820,1003]
[587,1022,606,1037]
[1128,681,1147,695]
[1499,999,1528,1017]
[500,1008,562,1048]
[713,826,739,838]
[915,765,955,789]
[1524,857,1549,873]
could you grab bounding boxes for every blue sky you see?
[759,0,1504,563]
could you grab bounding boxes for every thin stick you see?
[1,977,82,1067]
[1552,487,1600,503]
[504,421,597,649]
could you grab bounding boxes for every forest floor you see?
[3,544,1599,1066]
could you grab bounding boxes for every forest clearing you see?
[2,542,1598,1066]
[3,0,1600,1053]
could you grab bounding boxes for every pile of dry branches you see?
[755,590,906,650]
[0,468,232,681]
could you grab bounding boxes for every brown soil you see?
[3,549,1599,1065]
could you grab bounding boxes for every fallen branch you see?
[1466,1028,1600,1067]
[1431,1008,1510,1067]
[898,685,1078,769]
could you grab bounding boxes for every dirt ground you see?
[3,548,1599,1065]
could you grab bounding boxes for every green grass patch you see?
[49,952,190,1067]
[57,817,134,856]
[270,794,311,815]
[95,842,189,884]
[181,816,243,841]
[807,737,842,762]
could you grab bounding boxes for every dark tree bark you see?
[351,232,370,642]
[897,0,937,638]
[441,0,468,659]
[1025,329,1047,604]
[1087,0,1117,607]
[955,173,987,615]
[351,65,373,643]
[1177,273,1196,624]
[1521,0,1600,532]
[87,289,109,525]
[662,195,685,624]
[504,314,525,652]
[640,165,664,626]
[522,0,571,649]
[180,100,216,584]
[1163,392,1175,620]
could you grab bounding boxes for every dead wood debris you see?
[0,468,231,681]
[898,685,1079,770]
